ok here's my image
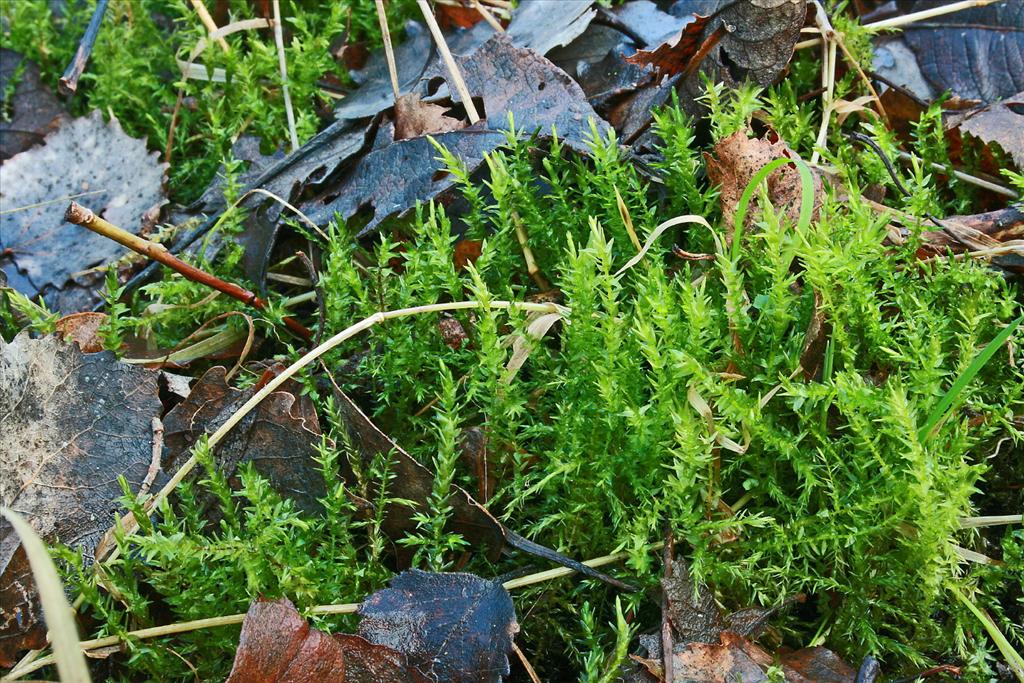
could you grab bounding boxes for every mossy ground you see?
[2,1,1023,680]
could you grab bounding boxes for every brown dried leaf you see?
[626,0,807,86]
[226,597,348,682]
[705,130,822,243]
[162,366,325,514]
[394,93,466,140]
[0,49,66,161]
[54,311,107,354]
[358,569,519,683]
[947,91,1024,170]
[0,333,163,666]
[0,111,167,307]
[334,634,431,683]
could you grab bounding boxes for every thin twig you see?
[64,202,312,340]
[417,0,481,123]
[189,0,229,52]
[896,151,1019,199]
[59,0,109,95]
[375,0,401,102]
[513,643,543,683]
[511,211,550,290]
[272,0,299,151]
[795,0,1000,50]
[139,418,164,498]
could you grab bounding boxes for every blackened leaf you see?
[226,598,348,682]
[0,111,167,307]
[334,634,431,683]
[779,646,858,683]
[874,0,1024,103]
[626,0,807,86]
[358,569,519,683]
[661,560,725,645]
[162,366,325,514]
[302,129,506,237]
[0,333,163,666]
[0,49,66,161]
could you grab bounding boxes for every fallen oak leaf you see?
[0,333,164,666]
[358,569,519,683]
[161,366,326,515]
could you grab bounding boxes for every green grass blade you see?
[918,314,1024,443]
[1,507,91,682]
[731,156,815,262]
[951,584,1024,681]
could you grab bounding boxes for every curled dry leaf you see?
[359,569,519,683]
[54,311,108,354]
[0,110,167,308]
[705,130,822,243]
[946,91,1024,171]
[0,333,163,666]
[162,366,325,514]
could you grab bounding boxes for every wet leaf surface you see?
[873,0,1024,103]
[0,111,167,307]
[0,333,163,666]
[333,634,431,683]
[358,569,519,683]
[0,49,66,161]
[162,366,325,514]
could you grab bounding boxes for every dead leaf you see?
[705,130,822,243]
[304,36,608,236]
[872,0,1024,104]
[331,384,635,590]
[626,0,807,86]
[0,111,167,308]
[358,569,519,683]
[162,366,325,514]
[54,311,107,353]
[946,91,1024,170]
[504,0,597,57]
[394,92,466,140]
[0,333,163,666]
[0,49,66,161]
[226,597,349,682]
[437,1,488,30]
[333,634,432,683]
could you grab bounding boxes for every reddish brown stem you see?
[65,202,312,341]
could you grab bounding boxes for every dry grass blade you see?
[375,0,401,101]
[272,0,299,151]
[189,0,229,52]
[614,214,712,277]
[0,508,91,683]
[417,0,481,123]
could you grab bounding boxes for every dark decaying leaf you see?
[0,333,163,666]
[359,569,519,683]
[0,49,66,161]
[705,130,822,243]
[304,35,607,236]
[502,0,596,56]
[0,111,167,308]
[226,598,348,683]
[945,91,1024,170]
[332,385,635,589]
[872,0,1024,104]
[162,366,325,514]
[625,0,807,86]
[331,384,506,557]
